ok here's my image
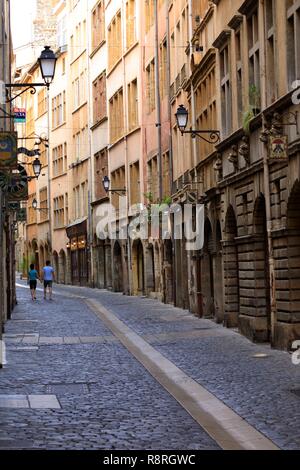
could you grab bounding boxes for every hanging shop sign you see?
[13,107,26,123]
[269,135,288,161]
[0,132,18,169]
[0,164,28,201]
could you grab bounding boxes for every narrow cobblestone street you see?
[0,281,300,450]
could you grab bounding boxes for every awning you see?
[66,217,87,239]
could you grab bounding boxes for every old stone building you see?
[177,0,300,350]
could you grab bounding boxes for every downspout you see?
[46,89,52,262]
[188,0,198,181]
[260,0,276,345]
[166,0,176,305]
[154,0,162,200]
[86,0,94,287]
[122,0,131,296]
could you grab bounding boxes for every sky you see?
[10,0,36,50]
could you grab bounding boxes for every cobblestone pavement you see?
[0,283,220,450]
[33,281,300,450]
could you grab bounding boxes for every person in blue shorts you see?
[28,263,39,301]
[42,260,55,300]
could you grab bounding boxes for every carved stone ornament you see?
[238,135,250,165]
[228,144,238,171]
[213,154,223,181]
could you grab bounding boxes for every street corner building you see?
[8,0,300,352]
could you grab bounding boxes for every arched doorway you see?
[213,220,224,323]
[163,239,174,304]
[224,205,239,327]
[202,219,214,317]
[145,243,155,294]
[53,251,59,282]
[113,241,124,292]
[59,250,66,284]
[132,239,145,295]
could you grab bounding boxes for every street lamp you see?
[175,104,220,144]
[5,46,57,103]
[32,158,42,178]
[38,46,57,87]
[102,175,126,195]
[32,197,49,213]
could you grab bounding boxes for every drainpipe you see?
[166,0,173,191]
[46,89,53,263]
[122,0,132,296]
[188,0,198,181]
[86,0,94,287]
[260,1,276,345]
[154,0,163,200]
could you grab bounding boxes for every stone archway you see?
[213,220,224,323]
[240,194,270,342]
[113,241,124,292]
[202,219,214,318]
[273,180,300,348]
[145,243,155,295]
[223,205,239,327]
[53,251,59,281]
[132,239,145,296]
[59,250,66,284]
[163,239,174,304]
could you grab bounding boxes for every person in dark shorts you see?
[42,260,55,300]
[28,263,39,301]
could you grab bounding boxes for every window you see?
[247,6,261,108]
[92,0,105,50]
[52,91,66,128]
[26,106,34,136]
[94,148,108,200]
[57,15,67,49]
[160,39,168,99]
[53,195,65,229]
[110,166,125,208]
[147,156,158,202]
[27,193,37,224]
[220,43,231,137]
[73,72,86,110]
[145,0,154,33]
[128,79,138,131]
[235,29,243,127]
[162,151,170,196]
[109,88,124,143]
[40,147,47,168]
[194,66,217,160]
[286,0,300,88]
[108,11,122,70]
[65,192,69,225]
[53,143,67,177]
[146,59,155,113]
[38,89,47,117]
[93,72,106,124]
[265,0,276,104]
[126,0,136,49]
[130,161,140,205]
[39,187,48,222]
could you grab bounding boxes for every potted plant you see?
[243,84,261,134]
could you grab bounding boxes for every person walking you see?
[28,264,39,301]
[42,260,55,300]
